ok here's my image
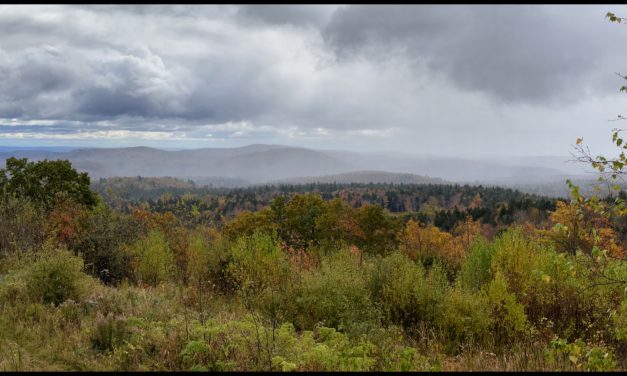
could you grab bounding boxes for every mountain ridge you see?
[0,144,591,187]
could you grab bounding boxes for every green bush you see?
[368,252,448,331]
[129,230,174,287]
[180,317,433,372]
[439,287,492,353]
[15,247,95,306]
[199,235,238,296]
[112,315,186,371]
[285,251,380,336]
[57,299,84,330]
[481,272,528,347]
[227,231,291,299]
[181,316,274,371]
[613,300,627,342]
[364,326,442,371]
[74,206,143,285]
[525,248,592,339]
[297,326,377,371]
[490,228,540,301]
[489,228,625,342]
[186,232,212,287]
[458,237,495,293]
[544,336,617,371]
[489,229,579,339]
[180,340,211,371]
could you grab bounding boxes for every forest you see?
[0,155,625,371]
[92,176,559,230]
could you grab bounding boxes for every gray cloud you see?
[0,6,394,128]
[0,5,626,157]
[236,5,337,27]
[0,44,190,121]
[323,5,625,104]
[323,5,454,52]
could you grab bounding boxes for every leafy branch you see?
[606,12,625,23]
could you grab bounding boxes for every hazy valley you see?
[0,144,600,197]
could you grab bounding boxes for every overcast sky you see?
[1,4,627,157]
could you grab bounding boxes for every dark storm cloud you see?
[323,5,622,103]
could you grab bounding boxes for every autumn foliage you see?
[0,159,625,371]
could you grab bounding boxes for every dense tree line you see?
[93,178,558,232]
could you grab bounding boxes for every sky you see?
[1,4,627,157]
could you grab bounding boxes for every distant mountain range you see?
[0,144,596,194]
[0,145,349,183]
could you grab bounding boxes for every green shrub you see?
[489,228,624,342]
[129,230,174,287]
[285,251,380,336]
[112,315,186,371]
[489,229,579,340]
[227,231,291,299]
[613,300,627,342]
[481,272,528,347]
[180,340,210,371]
[224,231,296,331]
[181,316,270,371]
[525,248,592,339]
[364,326,442,371]
[544,336,617,371]
[298,326,377,371]
[200,235,238,296]
[458,237,495,293]
[490,228,539,301]
[440,287,492,353]
[186,232,212,287]
[0,274,28,307]
[15,247,95,306]
[179,317,425,372]
[74,206,142,285]
[368,252,448,330]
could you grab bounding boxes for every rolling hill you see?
[0,144,594,193]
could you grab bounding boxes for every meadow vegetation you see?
[0,157,625,371]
